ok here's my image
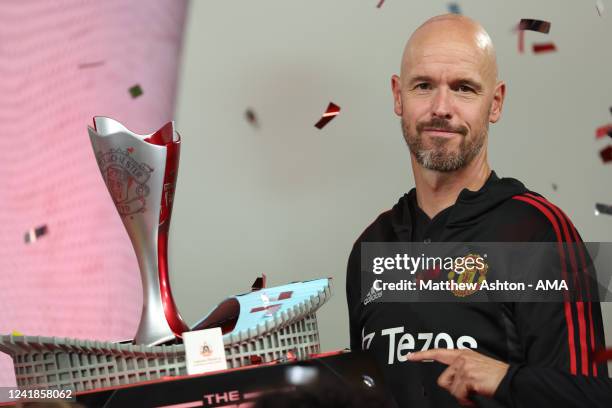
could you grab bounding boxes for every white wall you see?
[171,0,612,363]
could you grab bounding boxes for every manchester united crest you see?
[96,148,153,216]
[200,342,212,357]
[447,254,488,297]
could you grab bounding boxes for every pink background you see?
[0,0,188,386]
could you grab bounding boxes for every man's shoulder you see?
[360,209,396,239]
[496,191,580,241]
[351,209,397,249]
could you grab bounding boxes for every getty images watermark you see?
[361,242,612,303]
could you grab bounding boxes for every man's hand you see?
[407,348,509,406]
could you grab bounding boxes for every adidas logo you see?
[363,284,382,306]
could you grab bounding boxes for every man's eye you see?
[458,85,473,93]
[416,83,431,90]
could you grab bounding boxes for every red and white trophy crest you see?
[88,117,189,346]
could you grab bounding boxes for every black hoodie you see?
[346,171,608,407]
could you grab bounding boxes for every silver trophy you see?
[88,117,189,346]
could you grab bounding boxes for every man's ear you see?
[489,81,506,123]
[391,74,403,117]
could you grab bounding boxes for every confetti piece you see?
[376,0,385,8]
[609,106,612,115]
[551,183,558,191]
[245,108,259,128]
[600,145,612,163]
[11,331,23,336]
[314,102,340,129]
[596,125,612,139]
[532,42,557,53]
[597,0,605,16]
[448,3,461,14]
[595,203,612,216]
[129,84,143,98]
[24,224,48,244]
[518,27,525,54]
[78,61,105,69]
[251,274,266,291]
[519,19,551,34]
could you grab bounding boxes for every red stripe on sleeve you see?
[524,194,590,375]
[526,193,597,376]
[558,214,597,375]
[513,194,577,374]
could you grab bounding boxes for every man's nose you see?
[431,88,452,120]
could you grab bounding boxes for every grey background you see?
[169,0,612,369]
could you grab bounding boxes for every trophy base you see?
[0,314,321,392]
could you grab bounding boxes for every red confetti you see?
[516,20,553,54]
[314,102,340,129]
[518,19,551,34]
[596,125,612,139]
[532,42,557,53]
[600,145,612,163]
[376,0,385,8]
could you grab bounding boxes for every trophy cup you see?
[88,117,189,346]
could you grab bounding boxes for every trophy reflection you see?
[88,117,189,346]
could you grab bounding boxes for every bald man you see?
[345,14,609,407]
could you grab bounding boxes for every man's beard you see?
[401,116,487,172]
